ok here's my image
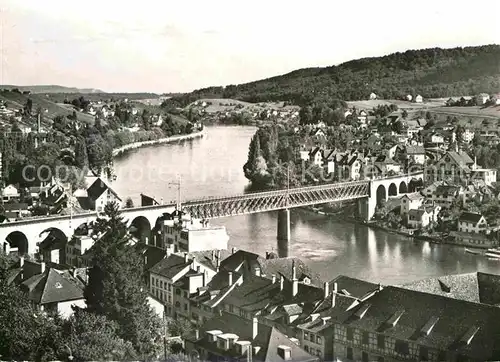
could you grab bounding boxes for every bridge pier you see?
[277,209,291,242]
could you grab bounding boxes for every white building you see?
[2,184,20,201]
[458,212,489,234]
[415,95,423,103]
[400,193,425,216]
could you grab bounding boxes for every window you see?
[175,288,181,295]
[395,340,409,355]
[304,345,309,352]
[346,347,353,360]
[229,305,234,313]
[377,334,385,349]
[362,351,368,362]
[420,346,429,361]
[346,327,354,341]
[316,336,322,345]
[175,301,181,308]
[362,331,369,345]
[304,332,309,341]
[183,291,188,298]
[160,281,163,288]
[184,303,188,311]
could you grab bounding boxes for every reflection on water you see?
[113,126,500,285]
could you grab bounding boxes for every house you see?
[85,177,122,212]
[405,145,426,165]
[450,231,498,249]
[401,271,500,305]
[369,93,377,100]
[2,203,30,220]
[406,94,413,101]
[400,193,425,216]
[429,184,463,208]
[66,235,95,268]
[458,212,488,234]
[309,147,323,168]
[184,312,318,362]
[20,266,86,319]
[476,93,490,105]
[310,128,326,139]
[373,155,402,174]
[462,127,475,143]
[407,208,433,228]
[425,150,474,184]
[336,285,500,362]
[1,184,20,201]
[471,168,497,186]
[149,250,218,317]
[338,153,363,181]
[161,213,229,252]
[414,94,423,103]
[323,150,337,174]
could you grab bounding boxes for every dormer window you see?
[420,316,439,336]
[386,310,405,327]
[460,326,479,345]
[54,282,63,289]
[354,304,371,319]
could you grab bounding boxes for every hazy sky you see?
[2,0,499,93]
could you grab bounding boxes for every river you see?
[112,126,500,285]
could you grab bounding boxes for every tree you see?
[125,197,134,208]
[74,137,88,169]
[85,203,163,357]
[24,98,33,116]
[65,309,135,361]
[299,106,313,125]
[0,252,65,361]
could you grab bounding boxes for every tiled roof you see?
[139,244,167,271]
[149,254,192,279]
[86,178,121,201]
[459,212,484,224]
[259,257,323,287]
[297,292,360,334]
[405,145,425,154]
[402,193,424,201]
[219,250,261,273]
[21,268,84,304]
[187,249,232,271]
[328,275,379,299]
[345,286,500,360]
[408,209,426,218]
[187,312,316,362]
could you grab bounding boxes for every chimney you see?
[228,271,233,286]
[232,247,237,254]
[216,257,220,272]
[254,267,261,277]
[196,266,201,273]
[292,261,298,297]
[184,252,188,263]
[331,291,336,308]
[378,283,382,291]
[144,255,148,267]
[203,270,208,287]
[165,245,171,257]
[72,268,77,278]
[272,274,276,284]
[195,329,200,339]
[324,281,329,299]
[19,256,24,268]
[280,275,284,291]
[333,282,338,293]
[40,262,45,274]
[252,317,258,339]
[211,250,215,261]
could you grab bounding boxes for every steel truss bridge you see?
[180,180,369,219]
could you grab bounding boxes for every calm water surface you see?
[112,126,500,285]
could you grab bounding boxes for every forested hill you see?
[165,45,500,107]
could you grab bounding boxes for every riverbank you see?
[112,130,205,157]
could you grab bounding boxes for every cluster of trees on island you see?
[164,45,500,107]
[0,203,192,361]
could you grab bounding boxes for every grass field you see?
[0,91,95,124]
[189,98,299,113]
[430,105,500,120]
[346,99,445,110]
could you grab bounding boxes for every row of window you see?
[303,345,321,356]
[151,276,172,291]
[303,331,322,345]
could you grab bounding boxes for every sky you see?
[1,0,499,93]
